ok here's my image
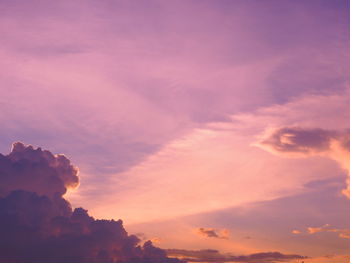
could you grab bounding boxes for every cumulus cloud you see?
[0,142,183,263]
[166,249,306,263]
[0,142,79,198]
[256,127,350,197]
[196,227,230,239]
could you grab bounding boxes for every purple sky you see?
[1,0,350,262]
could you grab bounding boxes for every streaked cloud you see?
[307,224,350,239]
[166,249,306,263]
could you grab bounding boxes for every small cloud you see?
[306,224,350,239]
[150,237,162,244]
[196,227,230,239]
[308,224,334,234]
[135,233,162,244]
[292,230,302,234]
[256,127,335,156]
[339,233,350,239]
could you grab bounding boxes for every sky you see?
[1,0,350,262]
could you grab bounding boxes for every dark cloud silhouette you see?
[258,126,350,156]
[166,249,306,263]
[196,228,229,239]
[0,142,183,263]
[258,127,335,154]
[256,127,350,197]
[0,142,79,198]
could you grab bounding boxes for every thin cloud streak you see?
[196,228,230,240]
[166,249,305,263]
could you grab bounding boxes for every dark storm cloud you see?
[0,142,79,198]
[0,142,183,263]
[166,249,306,263]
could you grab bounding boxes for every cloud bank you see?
[0,142,182,263]
[166,249,305,263]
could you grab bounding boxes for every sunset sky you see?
[1,0,350,262]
